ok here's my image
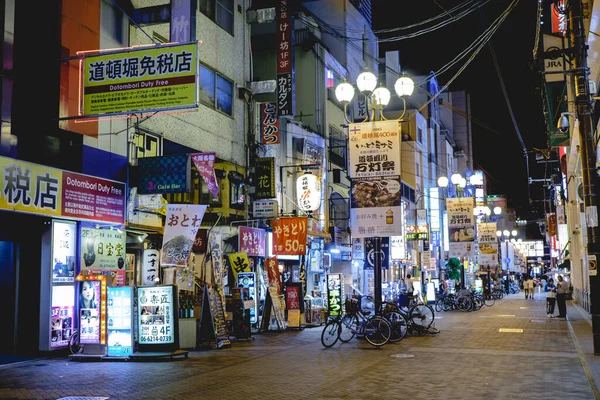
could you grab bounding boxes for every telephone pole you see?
[569,0,600,353]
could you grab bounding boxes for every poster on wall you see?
[80,226,126,271]
[137,285,176,348]
[78,279,102,344]
[107,286,133,357]
[161,204,207,266]
[52,220,77,283]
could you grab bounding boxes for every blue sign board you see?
[134,154,191,194]
[107,287,133,357]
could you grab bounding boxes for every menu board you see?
[107,287,132,357]
[207,286,230,346]
[269,286,286,330]
[137,286,175,345]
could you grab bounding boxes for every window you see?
[135,130,161,159]
[416,162,420,178]
[326,69,335,88]
[199,64,234,116]
[199,0,234,35]
[228,171,245,210]
[417,127,423,144]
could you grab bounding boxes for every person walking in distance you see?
[545,278,557,318]
[556,275,569,319]
[523,276,531,299]
[405,274,414,298]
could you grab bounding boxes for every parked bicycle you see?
[68,329,83,354]
[321,296,392,348]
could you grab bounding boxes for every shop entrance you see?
[0,241,16,354]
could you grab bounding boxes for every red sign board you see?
[238,226,266,257]
[260,103,280,145]
[265,256,281,294]
[285,284,301,310]
[61,171,125,224]
[271,217,308,255]
[192,229,208,253]
[551,1,567,37]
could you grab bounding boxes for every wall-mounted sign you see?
[161,204,207,266]
[260,103,280,145]
[327,273,343,316]
[80,226,126,271]
[107,286,133,357]
[134,155,191,194]
[296,173,321,212]
[142,249,160,285]
[192,229,208,253]
[137,285,175,345]
[80,42,198,117]
[228,252,251,281]
[0,156,125,224]
[255,157,276,199]
[276,0,293,117]
[52,220,76,283]
[253,199,278,217]
[271,217,308,255]
[363,237,390,270]
[551,0,567,37]
[239,226,266,257]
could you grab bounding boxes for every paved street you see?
[1,293,599,400]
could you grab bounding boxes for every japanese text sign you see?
[350,175,402,238]
[327,273,343,316]
[50,305,74,349]
[477,222,497,244]
[143,249,160,285]
[260,104,280,145]
[80,42,198,117]
[446,197,474,228]
[255,157,276,198]
[80,226,126,271]
[271,217,308,255]
[551,0,567,38]
[363,237,390,270]
[285,284,301,310]
[265,256,281,294]
[52,221,76,283]
[227,252,251,281]
[79,279,103,344]
[190,152,219,198]
[106,286,133,357]
[348,120,401,179]
[192,228,208,253]
[276,0,293,117]
[296,173,321,212]
[137,285,175,345]
[238,226,266,257]
[161,204,207,266]
[0,155,125,224]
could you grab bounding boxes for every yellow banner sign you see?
[81,42,198,117]
[227,252,251,281]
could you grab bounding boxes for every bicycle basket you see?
[345,298,359,314]
[397,293,409,307]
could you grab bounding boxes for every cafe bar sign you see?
[134,154,191,194]
[0,155,125,224]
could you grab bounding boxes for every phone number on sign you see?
[139,336,172,343]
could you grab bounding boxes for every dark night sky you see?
[372,0,552,224]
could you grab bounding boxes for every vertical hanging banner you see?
[349,120,402,237]
[161,204,207,266]
[271,217,308,255]
[265,256,281,294]
[190,152,219,197]
[227,252,251,282]
[260,104,280,145]
[238,226,266,257]
[276,0,293,117]
[363,237,390,270]
[255,157,276,198]
[170,0,195,43]
[447,197,475,258]
[477,222,498,267]
[142,249,160,285]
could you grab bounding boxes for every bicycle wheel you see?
[409,304,435,328]
[321,320,340,348]
[484,295,496,307]
[69,331,82,354]
[339,314,358,343]
[364,316,391,347]
[457,296,472,312]
[434,299,444,313]
[383,311,408,343]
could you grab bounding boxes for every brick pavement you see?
[0,293,597,400]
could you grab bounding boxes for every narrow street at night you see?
[1,294,598,400]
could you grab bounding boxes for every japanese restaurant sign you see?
[137,285,175,345]
[296,173,321,212]
[142,249,160,285]
[227,252,251,281]
[477,222,498,267]
[271,217,308,255]
[80,226,126,271]
[447,197,475,258]
[238,226,265,257]
[190,152,219,197]
[161,204,207,266]
[276,0,293,117]
[327,273,343,316]
[349,121,402,238]
[0,155,125,224]
[265,257,281,294]
[80,42,198,117]
[255,157,276,199]
[260,104,280,145]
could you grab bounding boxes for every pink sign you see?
[61,171,125,224]
[190,152,219,197]
[50,305,74,348]
[239,226,266,257]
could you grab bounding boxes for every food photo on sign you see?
[351,177,401,208]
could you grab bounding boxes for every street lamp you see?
[437,172,474,198]
[335,69,415,123]
[493,206,502,216]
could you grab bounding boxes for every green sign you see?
[545,81,569,147]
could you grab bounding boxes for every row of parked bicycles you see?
[321,293,438,349]
[434,283,517,313]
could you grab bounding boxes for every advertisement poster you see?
[348,120,401,179]
[190,152,219,197]
[50,305,74,348]
[107,287,133,357]
[478,222,498,266]
[327,274,343,316]
[81,42,198,117]
[350,175,402,238]
[80,226,126,271]
[447,197,475,258]
[0,156,125,224]
[228,252,250,281]
[52,220,76,283]
[79,280,102,344]
[238,226,265,257]
[363,237,390,270]
[137,286,175,345]
[161,204,207,266]
[309,238,324,272]
[271,217,308,255]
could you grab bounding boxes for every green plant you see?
[445,258,461,281]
